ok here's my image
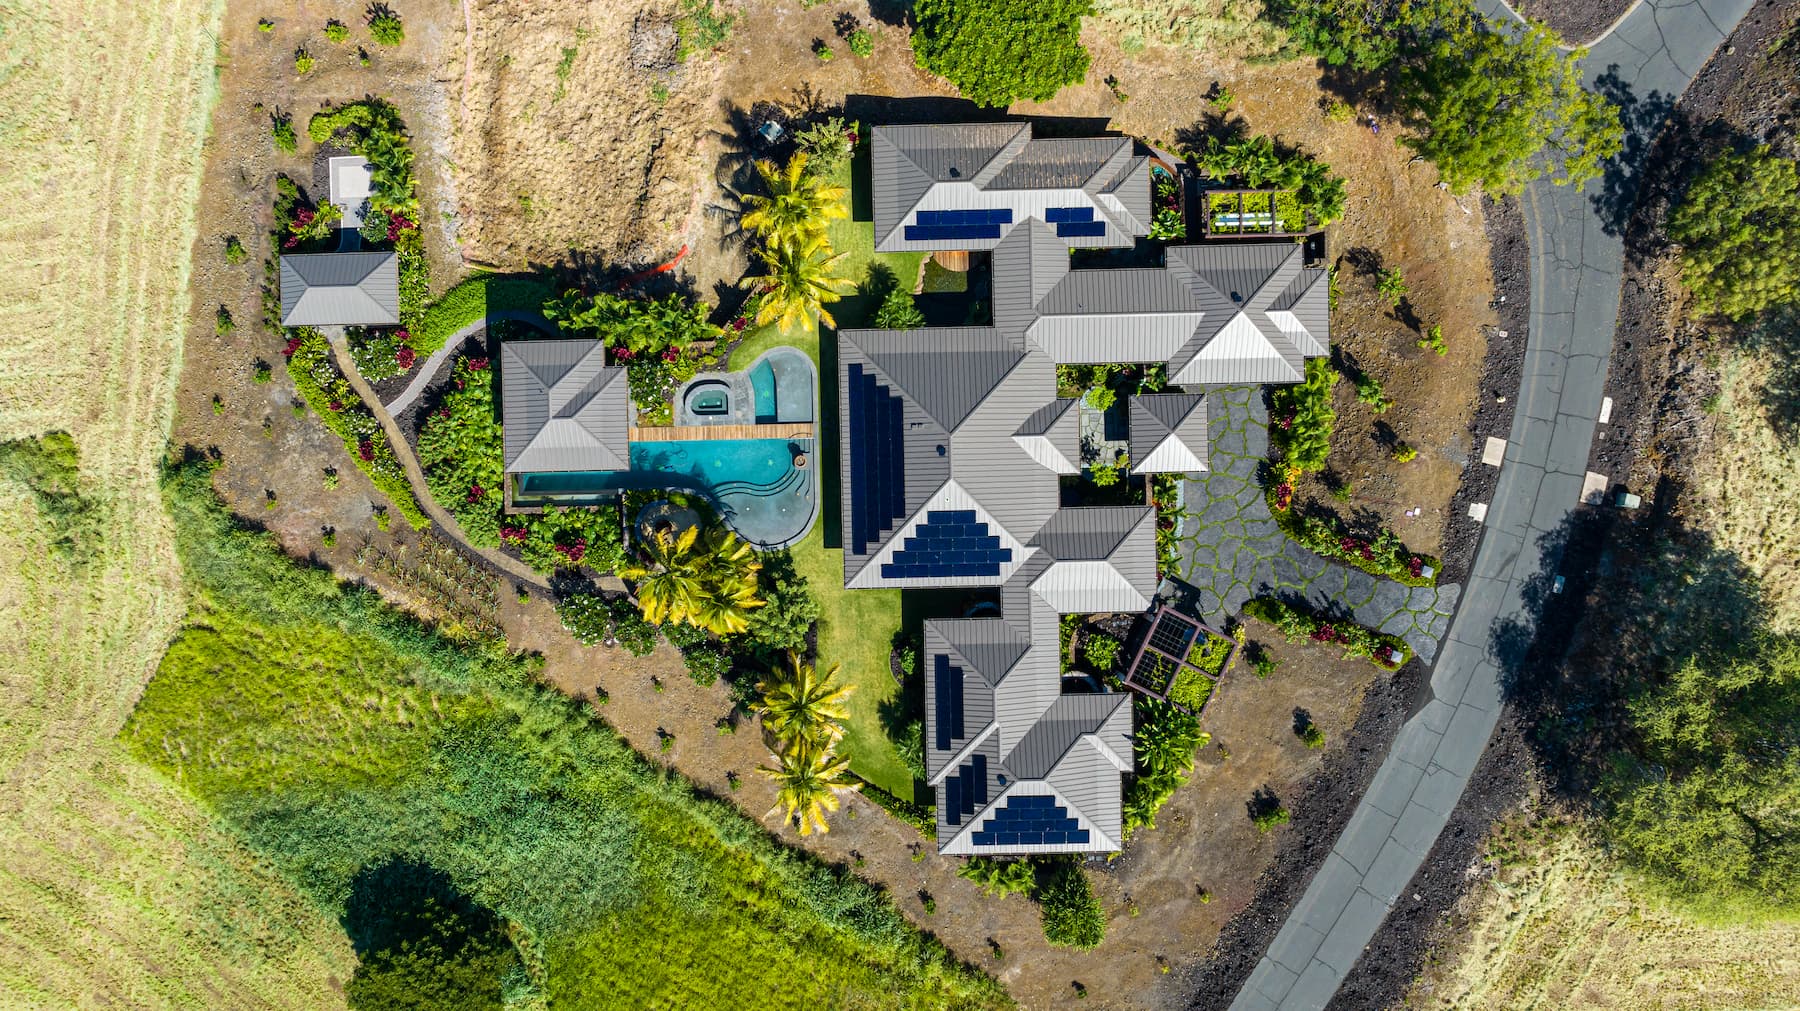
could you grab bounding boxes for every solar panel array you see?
[1043,205,1107,238]
[881,510,1013,579]
[847,364,908,555]
[942,753,989,826]
[970,794,1090,847]
[933,653,965,751]
[904,208,1014,242]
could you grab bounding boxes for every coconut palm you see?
[620,523,764,634]
[755,652,854,749]
[762,740,860,836]
[740,235,856,333]
[739,152,848,253]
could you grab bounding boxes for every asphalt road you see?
[1227,2,1757,1007]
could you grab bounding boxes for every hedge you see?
[410,274,559,356]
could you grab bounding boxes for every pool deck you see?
[628,422,814,441]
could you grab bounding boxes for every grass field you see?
[729,160,925,797]
[1409,816,1800,1009]
[0,1,357,1005]
[127,462,1004,1009]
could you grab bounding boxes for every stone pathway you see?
[1170,387,1460,663]
[384,309,551,416]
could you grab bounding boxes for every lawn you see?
[126,462,1006,1009]
[728,153,926,799]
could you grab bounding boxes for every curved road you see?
[1229,2,1755,1007]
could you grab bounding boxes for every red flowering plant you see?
[466,357,489,371]
[731,316,747,332]
[553,537,588,565]
[283,335,304,357]
[1274,483,1294,511]
[385,213,415,242]
[467,484,486,502]
[612,347,635,363]
[395,346,417,370]
[358,439,375,462]
[1408,556,1424,579]
[329,399,344,412]
[499,525,528,543]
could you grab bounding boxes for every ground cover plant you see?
[1269,356,1337,473]
[910,0,1094,108]
[1267,486,1438,585]
[127,462,1008,1010]
[414,355,624,573]
[1123,697,1210,837]
[283,329,429,529]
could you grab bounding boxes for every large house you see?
[842,124,1330,855]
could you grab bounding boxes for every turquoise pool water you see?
[749,360,777,423]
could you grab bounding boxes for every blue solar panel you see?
[916,208,1013,227]
[847,364,908,556]
[887,512,1012,579]
[970,795,1083,847]
[941,755,988,826]
[1043,206,1095,223]
[934,654,964,751]
[1056,221,1107,238]
[903,223,1004,242]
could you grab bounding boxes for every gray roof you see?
[279,252,399,326]
[499,339,630,473]
[872,123,1149,252]
[1129,393,1210,474]
[1030,506,1152,560]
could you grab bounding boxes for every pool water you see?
[630,438,794,492]
[749,360,777,423]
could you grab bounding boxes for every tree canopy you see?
[1601,635,1800,911]
[1668,145,1800,320]
[910,0,1093,108]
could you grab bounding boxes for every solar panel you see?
[933,654,964,750]
[945,777,963,825]
[916,208,1014,227]
[1056,221,1107,238]
[889,512,1013,579]
[970,794,1082,847]
[848,364,910,556]
[1043,206,1096,224]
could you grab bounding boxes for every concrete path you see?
[384,310,551,416]
[1229,1,1754,1007]
[1173,388,1460,663]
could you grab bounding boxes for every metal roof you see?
[499,339,630,473]
[279,252,399,326]
[1129,393,1210,473]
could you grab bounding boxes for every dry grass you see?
[0,1,351,1004]
[1093,0,1288,58]
[1407,816,1800,1010]
[1691,353,1800,631]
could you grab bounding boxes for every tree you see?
[742,565,821,651]
[910,0,1094,108]
[1601,635,1800,909]
[873,285,926,329]
[792,116,858,179]
[956,857,1037,898]
[740,236,856,333]
[1668,145,1800,320]
[755,651,853,750]
[1401,19,1622,194]
[761,740,860,835]
[619,523,764,634]
[342,859,518,1011]
[1264,0,1443,72]
[740,152,847,253]
[542,290,714,354]
[1038,860,1106,949]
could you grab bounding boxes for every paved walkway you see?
[1172,388,1460,663]
[1229,1,1754,1006]
[384,310,551,416]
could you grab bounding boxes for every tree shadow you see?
[1246,785,1284,822]
[1589,67,1679,240]
[341,856,504,959]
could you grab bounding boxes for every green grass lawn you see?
[729,155,926,798]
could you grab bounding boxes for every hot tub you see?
[684,380,732,416]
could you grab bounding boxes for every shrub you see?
[793,117,858,177]
[367,4,404,45]
[1124,699,1208,837]
[744,567,820,652]
[1269,357,1337,472]
[1242,596,1410,669]
[956,857,1036,899]
[257,17,273,32]
[662,620,710,651]
[1088,451,1127,488]
[1253,805,1290,833]
[675,0,735,60]
[684,645,732,685]
[1418,324,1447,355]
[294,47,315,74]
[1267,501,1436,585]
[224,235,247,264]
[610,597,661,656]
[1039,861,1106,949]
[911,0,1094,108]
[1251,650,1277,678]
[270,113,297,153]
[813,40,835,61]
[324,19,350,43]
[1669,145,1800,320]
[1376,268,1408,307]
[412,274,557,356]
[897,719,926,781]
[1323,97,1353,122]
[847,28,874,57]
[1299,721,1326,749]
[1392,442,1418,463]
[252,361,273,384]
[1082,632,1121,673]
[347,327,407,382]
[215,305,235,337]
[1354,372,1393,413]
[872,285,926,329]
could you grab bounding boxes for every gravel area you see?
[1503,0,1637,44]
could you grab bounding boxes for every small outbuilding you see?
[278,251,400,327]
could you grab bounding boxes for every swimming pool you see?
[749,360,777,423]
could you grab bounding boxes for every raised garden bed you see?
[1203,189,1309,238]
[1124,602,1233,716]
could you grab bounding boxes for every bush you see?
[1354,372,1393,413]
[555,594,613,645]
[1082,632,1121,673]
[1299,722,1325,749]
[1253,805,1290,833]
[911,0,1093,108]
[1039,861,1105,949]
[675,0,736,60]
[1267,501,1436,584]
[215,305,235,337]
[683,645,732,685]
[610,597,661,656]
[813,40,834,61]
[1392,442,1417,463]
[872,284,926,330]
[347,327,409,383]
[1668,145,1800,321]
[662,620,710,651]
[1417,324,1446,355]
[743,566,820,652]
[412,274,556,356]
[271,113,297,153]
[1124,699,1208,837]
[1269,357,1336,472]
[793,116,858,178]
[1376,268,1408,307]
[224,235,247,264]
[897,719,926,782]
[367,4,405,45]
[258,17,273,31]
[847,28,873,57]
[956,857,1036,899]
[294,48,315,74]
[1243,596,1410,669]
[324,19,350,43]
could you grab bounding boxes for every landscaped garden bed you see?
[1242,596,1410,670]
[1124,602,1234,716]
[282,329,428,529]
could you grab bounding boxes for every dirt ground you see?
[173,2,1505,1006]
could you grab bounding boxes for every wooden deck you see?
[627,422,814,441]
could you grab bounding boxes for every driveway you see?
[1228,1,1757,1007]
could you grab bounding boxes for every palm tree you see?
[762,741,860,835]
[755,652,854,749]
[739,152,847,253]
[619,523,764,634]
[740,235,856,333]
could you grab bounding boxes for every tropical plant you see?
[619,523,764,634]
[761,741,860,835]
[873,285,926,329]
[1354,372,1393,413]
[1418,323,1447,355]
[324,19,350,43]
[957,857,1037,899]
[1392,442,1418,463]
[1135,698,1206,778]
[847,28,874,57]
[367,4,404,45]
[1668,145,1800,320]
[813,39,835,61]
[1376,267,1408,307]
[1270,356,1337,472]
[740,152,848,253]
[1083,632,1121,673]
[743,566,821,652]
[271,112,297,153]
[294,47,315,74]
[741,236,856,333]
[911,0,1094,108]
[544,290,715,356]
[755,652,853,750]
[555,593,614,646]
[1038,860,1105,949]
[1194,133,1347,225]
[793,116,858,178]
